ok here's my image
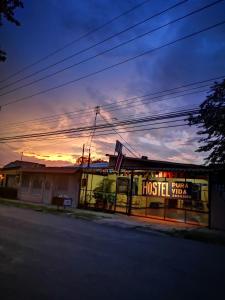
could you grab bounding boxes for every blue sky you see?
[0,0,225,166]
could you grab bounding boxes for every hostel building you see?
[79,155,210,226]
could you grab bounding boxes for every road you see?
[0,205,225,300]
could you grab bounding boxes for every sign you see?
[170,182,192,199]
[63,198,72,207]
[115,140,123,154]
[142,181,193,199]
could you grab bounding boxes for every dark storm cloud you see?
[57,0,139,37]
[131,1,225,94]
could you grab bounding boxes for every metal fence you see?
[79,187,209,226]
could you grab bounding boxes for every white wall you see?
[18,172,81,207]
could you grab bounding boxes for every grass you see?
[0,197,109,221]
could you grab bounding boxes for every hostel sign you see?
[142,181,192,199]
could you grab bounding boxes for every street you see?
[0,205,225,300]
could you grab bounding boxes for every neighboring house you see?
[18,167,82,206]
[0,160,107,207]
[1,160,45,189]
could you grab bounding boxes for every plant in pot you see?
[93,178,115,210]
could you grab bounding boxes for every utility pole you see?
[80,144,85,167]
[84,106,100,207]
[87,106,100,166]
[20,152,23,161]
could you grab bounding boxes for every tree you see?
[0,0,24,62]
[189,79,225,165]
[76,156,91,165]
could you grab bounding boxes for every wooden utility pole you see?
[81,144,85,166]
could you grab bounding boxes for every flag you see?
[115,140,123,154]
[115,152,124,172]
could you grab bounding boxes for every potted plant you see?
[93,178,115,210]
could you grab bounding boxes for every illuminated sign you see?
[143,181,170,197]
[142,181,192,199]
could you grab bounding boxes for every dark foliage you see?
[0,0,24,61]
[189,79,225,165]
[0,49,6,62]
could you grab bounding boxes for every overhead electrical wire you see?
[0,107,199,142]
[0,0,189,93]
[0,79,220,135]
[0,81,208,128]
[0,103,194,138]
[2,0,223,97]
[1,19,225,108]
[99,112,140,158]
[28,117,189,143]
[1,73,223,131]
[0,0,152,84]
[0,122,190,144]
[0,86,207,135]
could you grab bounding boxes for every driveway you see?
[0,205,224,300]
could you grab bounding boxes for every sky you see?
[0,0,225,167]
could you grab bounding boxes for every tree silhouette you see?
[189,79,225,165]
[76,156,91,165]
[0,0,24,62]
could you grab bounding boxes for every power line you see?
[1,73,224,130]
[0,107,197,144]
[99,112,140,158]
[0,84,207,134]
[0,122,189,144]
[86,106,100,151]
[0,0,188,93]
[0,89,204,139]
[0,86,213,138]
[14,117,187,143]
[105,88,208,114]
[3,0,223,97]
[0,0,152,84]
[0,108,199,141]
[2,19,225,108]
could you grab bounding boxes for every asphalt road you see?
[0,205,225,300]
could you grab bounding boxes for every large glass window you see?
[130,172,209,225]
[79,173,116,211]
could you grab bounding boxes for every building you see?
[1,157,224,230]
[1,160,45,189]
[0,161,81,207]
[79,155,210,227]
